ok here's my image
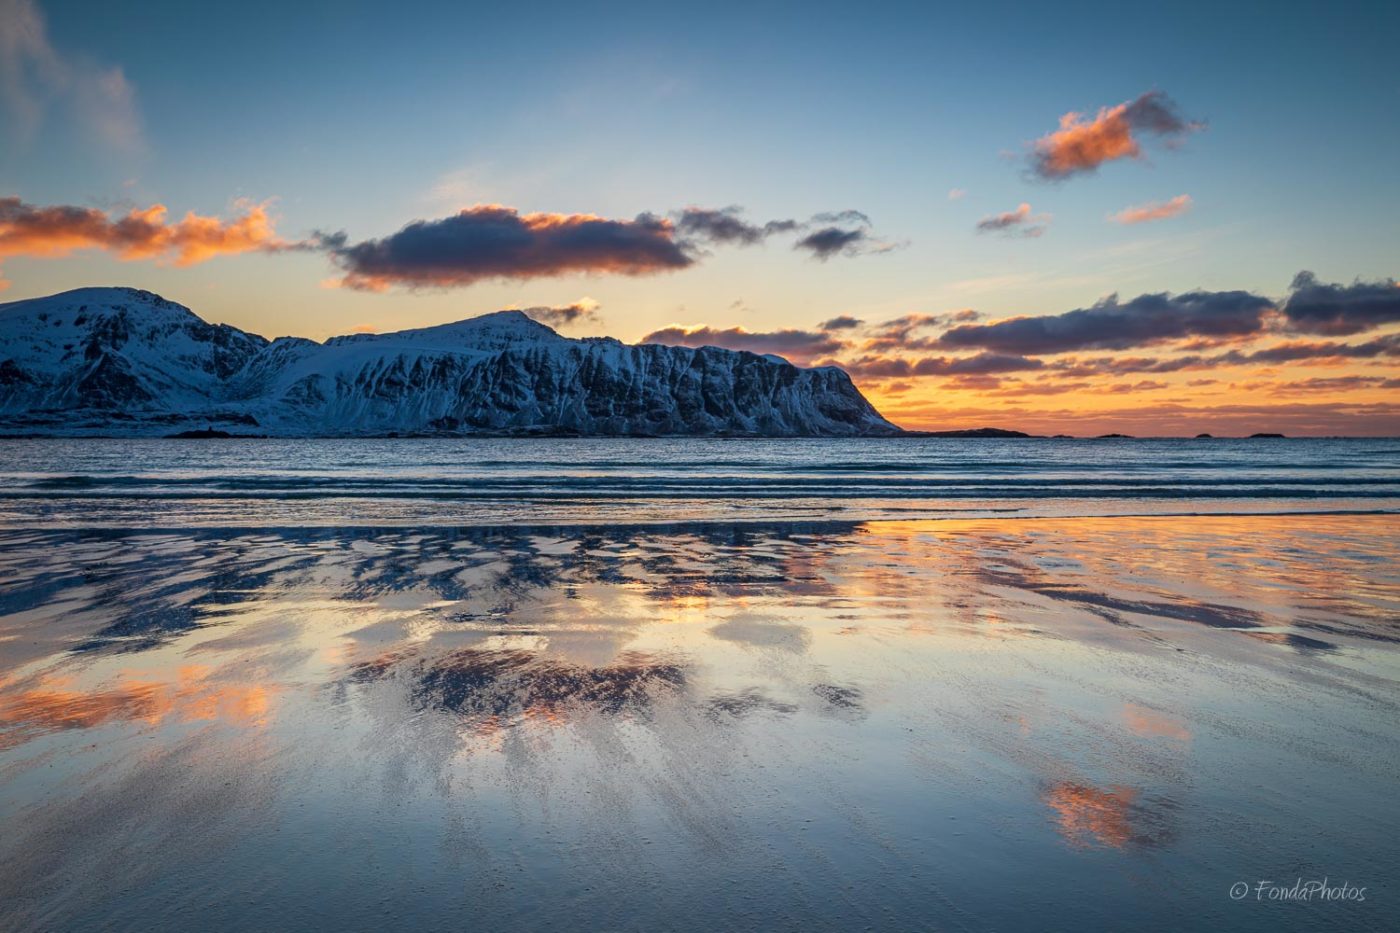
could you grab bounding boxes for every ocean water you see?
[1,436,1397,526]
[2,439,1399,931]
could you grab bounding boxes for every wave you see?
[7,486,1400,501]
[5,438,1398,526]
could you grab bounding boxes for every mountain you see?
[0,287,901,437]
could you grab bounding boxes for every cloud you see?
[831,352,1044,380]
[0,0,143,152]
[856,310,983,353]
[1267,376,1400,395]
[947,188,966,201]
[975,203,1050,238]
[1281,271,1400,335]
[1029,91,1201,180]
[792,210,891,261]
[673,206,798,246]
[1109,194,1193,225]
[819,315,864,331]
[863,313,949,352]
[811,209,872,226]
[518,298,601,329]
[939,289,1274,354]
[1047,334,1400,378]
[640,324,844,364]
[0,197,292,287]
[323,204,693,291]
[673,206,881,259]
[794,227,870,260]
[322,203,892,289]
[1241,334,1400,363]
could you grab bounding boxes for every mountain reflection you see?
[351,648,685,728]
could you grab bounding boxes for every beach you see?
[2,451,1398,932]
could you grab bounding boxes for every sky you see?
[2,0,1398,435]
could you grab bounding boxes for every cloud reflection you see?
[1042,781,1176,849]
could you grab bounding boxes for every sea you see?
[1,435,1397,526]
[1,437,1397,931]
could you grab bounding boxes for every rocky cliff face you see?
[0,287,900,437]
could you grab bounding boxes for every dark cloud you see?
[794,226,870,260]
[1050,334,1400,377]
[323,205,693,291]
[1030,90,1202,180]
[939,289,1275,355]
[812,210,872,226]
[793,210,891,260]
[672,206,884,262]
[975,203,1049,238]
[833,352,1044,379]
[864,313,948,352]
[1282,271,1400,336]
[921,352,1046,375]
[847,310,985,354]
[640,324,844,364]
[820,315,864,331]
[1267,376,1400,395]
[673,207,798,246]
[1234,334,1400,364]
[320,204,892,290]
[518,300,601,329]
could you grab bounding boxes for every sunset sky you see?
[2,0,1397,434]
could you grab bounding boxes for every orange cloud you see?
[1030,91,1200,179]
[0,196,291,287]
[1109,194,1193,225]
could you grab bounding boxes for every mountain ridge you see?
[0,287,901,437]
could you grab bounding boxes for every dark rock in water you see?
[167,428,237,439]
[1052,434,1073,439]
[1249,432,1285,438]
[906,427,1034,438]
[1096,433,1134,438]
[1195,433,1214,438]
[1,287,901,438]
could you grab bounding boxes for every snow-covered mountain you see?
[0,287,901,436]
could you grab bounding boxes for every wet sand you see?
[1,514,1398,931]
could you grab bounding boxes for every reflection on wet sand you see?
[1,514,1398,931]
[351,647,686,729]
[0,668,276,750]
[1042,781,1177,849]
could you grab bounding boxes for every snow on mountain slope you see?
[0,290,901,436]
[0,287,267,425]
